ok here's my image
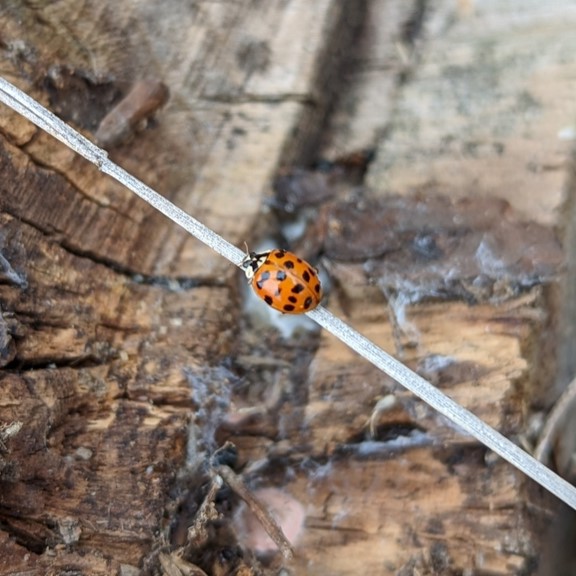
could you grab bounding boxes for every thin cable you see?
[1,76,576,510]
[308,307,576,506]
[0,77,245,266]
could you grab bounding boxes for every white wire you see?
[0,78,245,266]
[1,76,575,510]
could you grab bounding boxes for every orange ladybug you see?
[242,249,322,314]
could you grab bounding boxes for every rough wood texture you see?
[0,0,354,574]
[0,0,573,575]
[290,0,576,573]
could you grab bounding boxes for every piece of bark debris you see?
[0,218,28,289]
[272,168,335,213]
[167,472,260,576]
[0,420,22,479]
[535,375,576,481]
[321,194,563,303]
[0,306,17,367]
[159,551,210,576]
[95,79,170,147]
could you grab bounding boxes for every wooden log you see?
[0,0,357,573]
[1,0,574,574]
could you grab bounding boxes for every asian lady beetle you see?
[242,249,322,314]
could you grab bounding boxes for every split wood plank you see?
[283,1,576,573]
[0,1,351,574]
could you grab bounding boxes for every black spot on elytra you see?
[256,270,271,290]
[291,283,305,294]
[297,258,302,263]
[283,304,295,312]
[264,295,273,305]
[303,297,313,309]
[274,250,286,259]
[284,260,295,269]
[314,282,321,293]
[288,295,297,304]
[302,270,311,282]
[307,267,316,276]
[276,270,287,281]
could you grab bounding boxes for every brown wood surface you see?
[0,1,574,575]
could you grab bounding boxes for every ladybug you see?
[241,249,322,314]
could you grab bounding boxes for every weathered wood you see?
[0,0,354,574]
[1,0,574,574]
[366,0,576,225]
[285,0,576,574]
[1,0,355,278]
[322,0,417,158]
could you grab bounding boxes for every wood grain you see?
[0,0,573,574]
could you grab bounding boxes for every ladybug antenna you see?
[243,241,250,257]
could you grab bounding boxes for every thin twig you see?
[535,376,576,466]
[212,463,294,560]
[1,76,576,511]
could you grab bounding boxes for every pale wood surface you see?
[366,0,576,225]
[291,1,576,573]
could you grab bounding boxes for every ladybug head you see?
[241,250,269,280]
[241,251,258,279]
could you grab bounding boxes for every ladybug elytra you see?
[242,249,322,314]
